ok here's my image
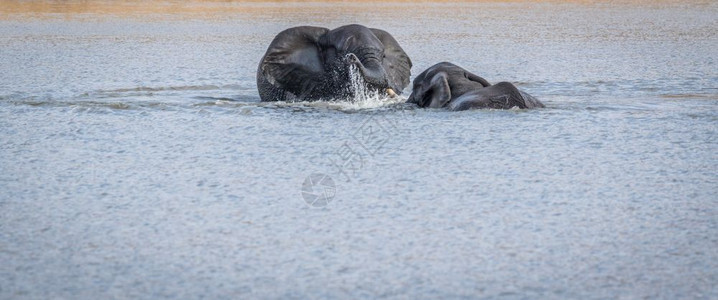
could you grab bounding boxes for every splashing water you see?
[347,64,378,102]
[344,64,400,109]
[259,64,402,111]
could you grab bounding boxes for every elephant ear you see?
[259,26,329,98]
[427,72,452,108]
[370,28,412,93]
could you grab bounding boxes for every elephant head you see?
[257,24,412,102]
[407,62,544,110]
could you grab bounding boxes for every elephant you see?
[406,62,544,110]
[256,24,412,102]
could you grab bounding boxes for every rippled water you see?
[1,1,716,299]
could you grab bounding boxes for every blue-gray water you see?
[1,1,716,299]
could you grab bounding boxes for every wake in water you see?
[1,67,404,112]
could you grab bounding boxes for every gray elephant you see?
[407,62,544,110]
[257,24,412,102]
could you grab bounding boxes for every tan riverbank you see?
[1,0,711,19]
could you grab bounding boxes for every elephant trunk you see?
[406,92,418,104]
[346,53,388,88]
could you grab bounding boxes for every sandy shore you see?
[2,0,712,19]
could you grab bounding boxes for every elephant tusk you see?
[386,88,397,98]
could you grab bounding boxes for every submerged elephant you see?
[256,24,412,102]
[407,62,544,110]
